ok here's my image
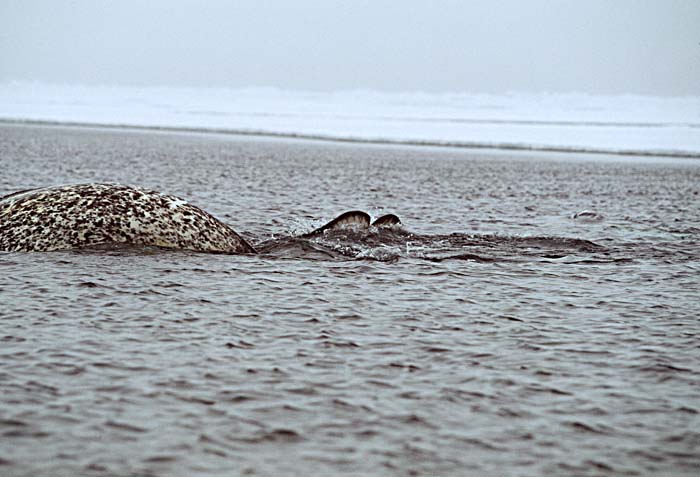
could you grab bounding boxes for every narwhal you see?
[0,183,401,253]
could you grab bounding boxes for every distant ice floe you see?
[1,82,699,158]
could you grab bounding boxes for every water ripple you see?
[1,124,699,476]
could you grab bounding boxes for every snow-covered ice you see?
[1,82,698,157]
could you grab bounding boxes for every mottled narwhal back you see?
[0,183,255,253]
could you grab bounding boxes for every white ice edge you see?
[2,82,699,157]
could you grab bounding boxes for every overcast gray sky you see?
[1,0,698,95]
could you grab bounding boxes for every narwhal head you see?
[372,214,401,228]
[304,210,371,236]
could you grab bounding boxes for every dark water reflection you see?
[1,125,699,476]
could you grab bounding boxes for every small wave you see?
[104,420,148,433]
[572,210,605,222]
[244,428,304,443]
[423,253,495,263]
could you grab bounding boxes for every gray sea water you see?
[1,124,699,477]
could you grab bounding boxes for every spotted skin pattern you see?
[0,183,255,253]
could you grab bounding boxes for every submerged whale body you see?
[0,183,401,253]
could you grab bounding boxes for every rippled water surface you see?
[1,124,699,476]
